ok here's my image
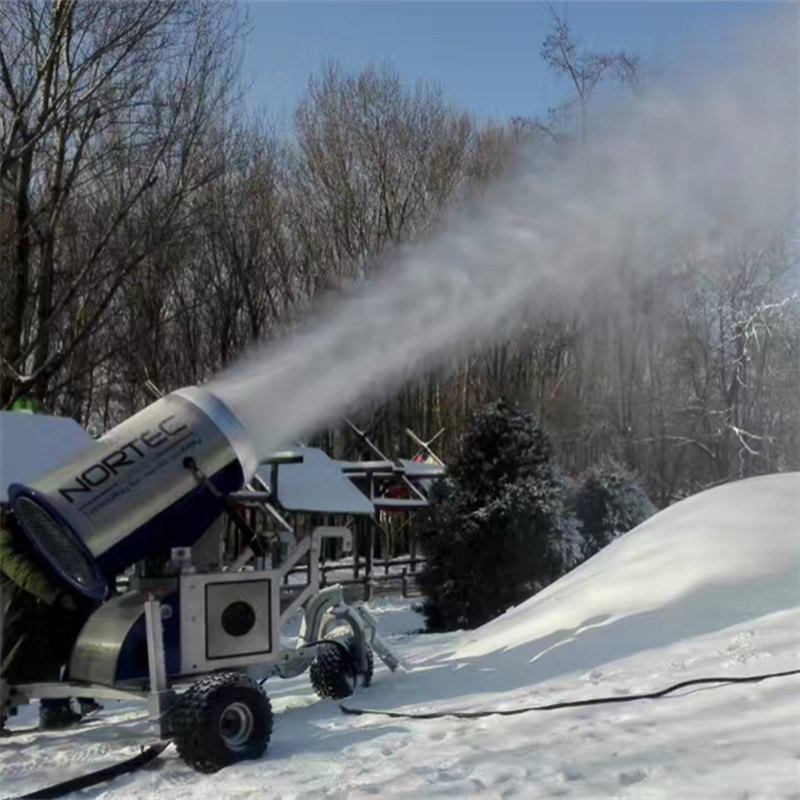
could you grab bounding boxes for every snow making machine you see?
[0,387,403,772]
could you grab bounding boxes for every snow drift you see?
[366,472,800,715]
[457,472,800,663]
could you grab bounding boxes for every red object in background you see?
[386,483,409,499]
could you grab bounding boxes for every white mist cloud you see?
[210,9,799,460]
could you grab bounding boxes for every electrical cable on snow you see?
[339,667,800,719]
[5,741,171,800]
[6,667,799,799]
[1,640,351,799]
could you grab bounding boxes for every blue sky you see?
[242,2,781,127]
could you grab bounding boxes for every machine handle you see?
[183,457,266,558]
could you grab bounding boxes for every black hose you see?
[6,741,171,800]
[339,667,800,719]
[3,641,352,799]
[10,660,797,799]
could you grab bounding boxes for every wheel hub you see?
[219,702,255,750]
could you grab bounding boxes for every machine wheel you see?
[172,671,273,773]
[310,636,374,700]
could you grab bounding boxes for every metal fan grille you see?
[15,496,98,590]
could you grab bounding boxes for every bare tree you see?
[291,62,476,284]
[540,5,639,144]
[0,0,243,409]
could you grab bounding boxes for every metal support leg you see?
[337,604,409,673]
[144,597,174,739]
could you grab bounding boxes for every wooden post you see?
[366,518,375,586]
[353,518,361,580]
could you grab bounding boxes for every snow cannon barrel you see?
[6,387,256,602]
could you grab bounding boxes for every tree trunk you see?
[1,146,34,407]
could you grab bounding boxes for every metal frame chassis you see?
[0,490,400,739]
[0,387,418,738]
[2,597,176,738]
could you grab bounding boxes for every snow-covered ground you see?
[2,473,798,799]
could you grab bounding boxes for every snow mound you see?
[354,473,799,721]
[456,472,799,670]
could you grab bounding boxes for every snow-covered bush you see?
[572,462,656,558]
[418,399,582,631]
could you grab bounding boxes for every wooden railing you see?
[281,556,426,601]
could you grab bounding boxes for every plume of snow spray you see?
[210,11,798,459]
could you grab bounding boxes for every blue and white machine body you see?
[6,387,256,601]
[1,390,404,766]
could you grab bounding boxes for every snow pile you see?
[359,472,800,719]
[457,471,800,664]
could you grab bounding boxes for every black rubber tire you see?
[309,637,374,700]
[172,671,273,774]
